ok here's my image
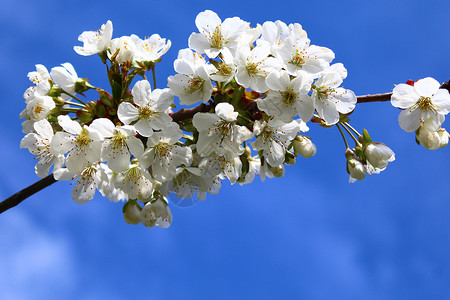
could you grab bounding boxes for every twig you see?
[0,174,56,214]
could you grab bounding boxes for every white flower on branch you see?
[50,63,79,99]
[20,119,65,178]
[140,123,193,183]
[132,34,171,63]
[74,20,113,56]
[257,70,314,123]
[50,115,102,175]
[167,48,214,105]
[89,118,145,173]
[193,102,253,159]
[140,197,172,228]
[391,77,450,132]
[188,9,247,58]
[118,79,173,137]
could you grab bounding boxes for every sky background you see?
[1,0,450,299]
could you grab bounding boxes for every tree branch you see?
[2,81,449,214]
[0,174,56,214]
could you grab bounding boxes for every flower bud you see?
[293,136,316,158]
[416,126,441,150]
[123,200,141,225]
[347,158,366,182]
[364,142,395,170]
[438,128,449,148]
[140,197,172,228]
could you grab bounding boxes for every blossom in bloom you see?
[50,63,79,98]
[234,45,282,93]
[132,34,171,63]
[140,123,193,182]
[115,160,153,201]
[188,10,247,58]
[251,118,300,167]
[140,197,172,228]
[50,115,102,174]
[257,70,314,123]
[108,36,137,64]
[364,142,395,171]
[53,162,103,204]
[167,48,214,105]
[209,48,236,84]
[74,20,113,56]
[24,64,51,102]
[391,77,450,132]
[193,102,253,159]
[20,119,65,178]
[311,64,357,125]
[276,36,334,76]
[89,118,145,173]
[199,154,243,184]
[118,79,173,137]
[257,21,307,55]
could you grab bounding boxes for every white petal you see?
[398,107,422,132]
[414,77,440,97]
[58,115,82,135]
[118,102,139,125]
[89,118,115,139]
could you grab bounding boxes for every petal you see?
[391,84,419,108]
[50,132,76,154]
[58,115,82,135]
[118,102,139,125]
[89,118,115,139]
[33,119,54,140]
[195,10,221,35]
[132,80,151,107]
[414,77,440,97]
[432,89,450,114]
[398,107,422,132]
[134,119,154,137]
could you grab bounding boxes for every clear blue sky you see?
[1,0,450,299]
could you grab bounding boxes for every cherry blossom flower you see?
[132,34,171,63]
[115,160,153,201]
[140,197,172,228]
[108,36,137,64]
[167,48,214,105]
[252,118,300,167]
[74,20,113,56]
[311,64,357,125]
[188,10,247,58]
[20,119,65,178]
[391,77,450,132]
[364,142,395,171]
[118,80,173,137]
[193,102,253,159]
[140,123,192,182]
[347,157,367,183]
[50,115,102,174]
[234,45,282,93]
[50,63,79,98]
[257,70,314,123]
[89,118,144,173]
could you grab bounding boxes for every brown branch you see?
[357,93,392,103]
[0,174,56,214]
[170,102,214,123]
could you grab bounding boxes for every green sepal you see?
[362,129,372,145]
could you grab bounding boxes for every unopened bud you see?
[347,158,366,182]
[293,136,316,158]
[123,200,141,225]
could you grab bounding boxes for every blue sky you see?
[1,0,450,299]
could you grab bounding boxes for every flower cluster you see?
[19,10,413,229]
[391,77,450,150]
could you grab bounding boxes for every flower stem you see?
[151,66,157,89]
[64,101,86,108]
[341,122,360,145]
[62,92,87,106]
[343,122,362,137]
[336,123,349,149]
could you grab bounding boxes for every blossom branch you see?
[2,81,449,214]
[0,174,56,214]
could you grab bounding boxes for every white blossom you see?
[167,48,214,105]
[347,158,367,183]
[50,63,79,98]
[252,119,300,167]
[20,119,65,178]
[292,135,316,158]
[140,197,172,228]
[115,161,153,201]
[188,10,247,58]
[364,142,395,171]
[234,45,282,93]
[74,20,113,56]
[257,70,314,123]
[108,36,137,64]
[193,102,253,159]
[118,80,173,137]
[391,77,450,132]
[50,115,102,174]
[140,123,192,182]
[132,34,171,62]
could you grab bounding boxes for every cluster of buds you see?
[19,10,448,229]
